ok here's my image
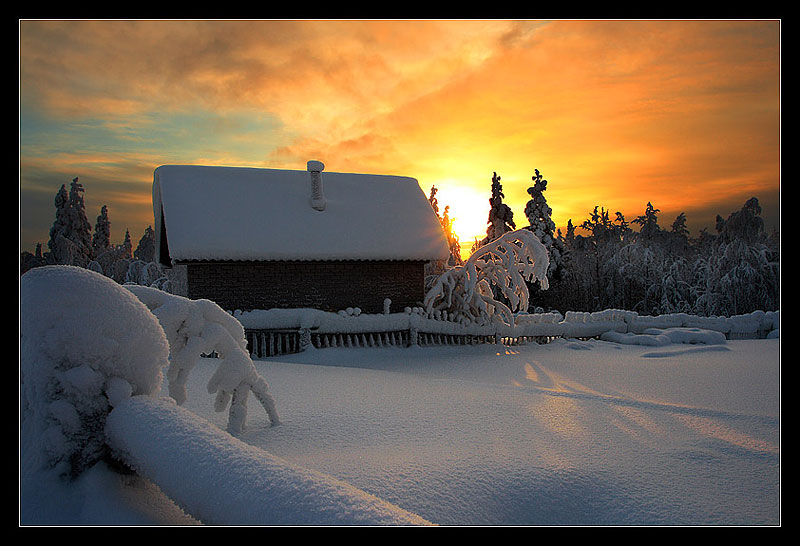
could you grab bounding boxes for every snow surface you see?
[152,164,450,263]
[21,340,781,526]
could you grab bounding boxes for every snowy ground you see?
[22,336,780,526]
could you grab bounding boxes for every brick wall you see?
[184,260,427,313]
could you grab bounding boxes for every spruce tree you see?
[47,184,69,257]
[134,226,156,263]
[523,168,564,280]
[428,186,440,218]
[632,202,661,241]
[482,172,516,244]
[92,205,111,258]
[440,205,463,266]
[67,178,93,266]
[121,229,133,260]
[46,179,93,267]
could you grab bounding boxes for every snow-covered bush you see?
[20,266,170,478]
[424,229,550,327]
[125,285,280,434]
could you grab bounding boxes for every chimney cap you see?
[307,160,325,172]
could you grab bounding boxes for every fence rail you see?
[245,328,564,359]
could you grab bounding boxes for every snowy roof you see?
[153,163,451,264]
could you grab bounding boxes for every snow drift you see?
[20,265,170,477]
[106,396,431,526]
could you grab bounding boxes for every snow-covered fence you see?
[237,306,779,358]
[246,329,304,358]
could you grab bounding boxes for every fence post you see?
[408,327,418,347]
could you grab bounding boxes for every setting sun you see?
[429,181,489,253]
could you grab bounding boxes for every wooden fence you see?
[243,310,777,359]
[244,328,564,359]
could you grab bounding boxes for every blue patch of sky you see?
[20,106,291,165]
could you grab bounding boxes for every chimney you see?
[307,160,326,211]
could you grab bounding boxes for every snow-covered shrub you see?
[124,259,167,289]
[125,285,280,434]
[20,266,170,478]
[424,229,550,327]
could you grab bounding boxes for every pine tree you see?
[47,184,69,257]
[429,185,463,267]
[693,197,778,316]
[522,169,568,311]
[92,205,111,258]
[716,197,765,244]
[523,169,563,275]
[671,212,689,237]
[632,202,661,241]
[440,206,463,266]
[134,226,156,263]
[564,219,576,247]
[428,186,440,217]
[46,179,93,267]
[67,178,93,266]
[121,229,133,260]
[482,172,516,245]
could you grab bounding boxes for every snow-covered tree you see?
[134,225,156,263]
[424,229,549,327]
[127,286,280,434]
[92,205,111,258]
[441,205,463,266]
[428,185,440,217]
[46,178,93,267]
[716,197,766,244]
[46,184,73,265]
[47,184,69,254]
[427,186,463,267]
[481,172,516,245]
[692,197,779,316]
[523,169,565,279]
[66,178,93,266]
[20,266,170,477]
[120,229,133,260]
[632,201,661,241]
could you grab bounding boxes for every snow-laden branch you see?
[126,286,279,434]
[424,229,550,327]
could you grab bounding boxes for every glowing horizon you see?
[20,20,780,256]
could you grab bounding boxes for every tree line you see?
[450,169,780,318]
[20,177,168,289]
[23,172,780,319]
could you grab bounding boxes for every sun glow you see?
[430,182,489,254]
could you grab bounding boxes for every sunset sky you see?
[19,19,781,257]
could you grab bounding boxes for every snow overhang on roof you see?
[152,163,451,265]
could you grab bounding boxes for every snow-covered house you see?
[153,161,450,313]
